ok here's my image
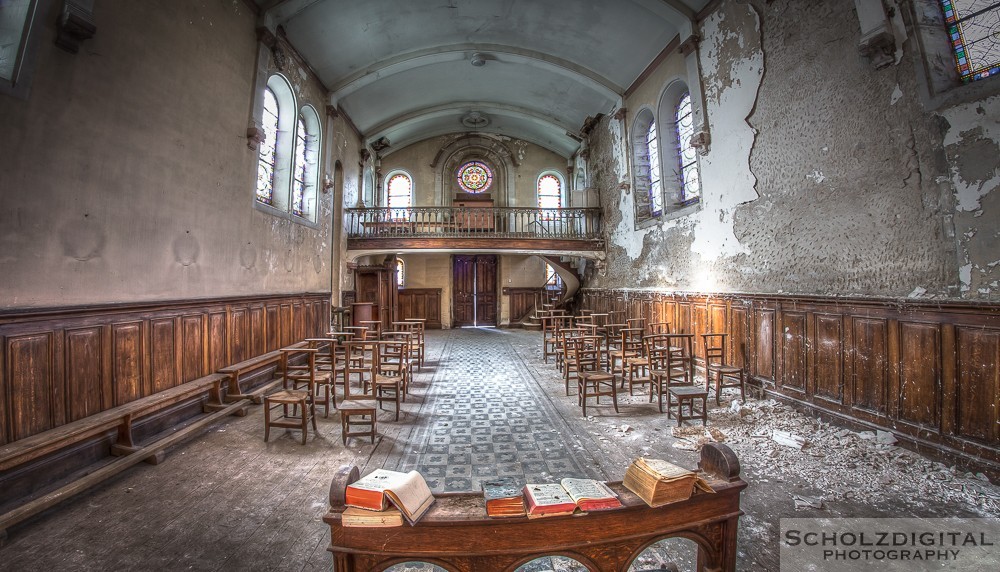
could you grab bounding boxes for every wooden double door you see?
[453,255,497,327]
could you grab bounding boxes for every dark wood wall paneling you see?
[579,289,1000,470]
[397,289,443,329]
[0,293,330,446]
[503,287,543,323]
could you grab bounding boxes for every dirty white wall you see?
[587,0,997,301]
[0,0,360,309]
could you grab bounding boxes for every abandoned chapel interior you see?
[2,0,999,570]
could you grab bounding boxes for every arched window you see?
[256,88,279,205]
[537,172,563,220]
[253,74,322,224]
[630,108,660,224]
[386,171,412,219]
[396,258,405,287]
[674,92,701,204]
[940,1,1000,83]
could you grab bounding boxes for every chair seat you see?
[339,398,377,411]
[709,364,742,374]
[668,385,709,398]
[266,389,310,403]
[581,371,614,382]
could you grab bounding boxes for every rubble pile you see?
[712,398,1000,516]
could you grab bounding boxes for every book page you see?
[638,458,694,480]
[524,483,575,508]
[383,470,435,523]
[560,478,617,503]
[349,469,409,492]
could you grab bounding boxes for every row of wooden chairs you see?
[263,319,427,445]
[544,316,746,424]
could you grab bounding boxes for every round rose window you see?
[457,161,493,193]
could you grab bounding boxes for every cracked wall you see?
[587,0,988,300]
[0,0,359,309]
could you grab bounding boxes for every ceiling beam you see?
[363,101,579,139]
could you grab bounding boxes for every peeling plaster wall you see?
[588,0,972,300]
[941,96,1000,299]
[0,0,356,309]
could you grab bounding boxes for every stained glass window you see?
[396,258,405,287]
[292,115,307,216]
[675,92,700,204]
[256,88,278,205]
[646,121,663,216]
[457,161,493,193]
[941,1,1000,82]
[387,172,412,219]
[537,173,561,220]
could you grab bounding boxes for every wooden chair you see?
[626,317,646,332]
[646,334,691,413]
[575,343,618,417]
[403,318,426,367]
[372,339,408,421]
[609,327,643,387]
[338,397,377,445]
[304,338,341,416]
[648,321,671,334]
[359,320,382,340]
[263,347,321,444]
[563,334,603,396]
[556,326,584,375]
[392,322,423,371]
[702,333,746,405]
[542,315,572,363]
[342,340,377,398]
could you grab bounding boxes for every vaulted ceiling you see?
[254,0,712,158]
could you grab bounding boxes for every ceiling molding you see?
[377,126,578,160]
[363,101,578,140]
[330,43,623,102]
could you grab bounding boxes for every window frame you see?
[383,169,413,220]
[0,0,45,100]
[630,107,661,227]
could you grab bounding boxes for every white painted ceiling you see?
[255,0,712,157]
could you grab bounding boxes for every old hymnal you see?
[523,478,621,518]
[482,477,526,518]
[345,469,435,525]
[622,457,714,508]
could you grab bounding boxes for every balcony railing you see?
[345,207,603,242]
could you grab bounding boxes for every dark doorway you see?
[452,255,497,327]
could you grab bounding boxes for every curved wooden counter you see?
[323,443,746,572]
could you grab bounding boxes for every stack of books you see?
[343,469,435,527]
[622,457,714,508]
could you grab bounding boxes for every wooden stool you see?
[264,388,316,444]
[667,385,708,427]
[339,398,377,444]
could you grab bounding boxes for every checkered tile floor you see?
[402,328,598,492]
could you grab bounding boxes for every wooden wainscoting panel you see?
[896,321,941,431]
[398,288,443,328]
[252,305,266,358]
[729,304,749,371]
[753,306,775,383]
[692,303,709,361]
[113,322,144,406]
[955,326,1000,444]
[0,337,6,446]
[662,299,677,332]
[66,327,104,422]
[181,314,204,383]
[7,333,55,441]
[780,311,808,394]
[502,288,539,323]
[278,304,292,348]
[232,307,250,365]
[850,317,888,416]
[812,313,845,404]
[150,318,177,394]
[708,302,727,336]
[208,311,228,372]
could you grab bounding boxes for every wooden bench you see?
[323,443,746,571]
[218,341,308,404]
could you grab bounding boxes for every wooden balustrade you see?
[346,207,603,242]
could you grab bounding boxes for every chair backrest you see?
[621,327,645,355]
[702,333,728,366]
[661,333,695,358]
[570,337,603,371]
[649,322,671,335]
[626,318,647,332]
[643,334,674,370]
[377,339,409,373]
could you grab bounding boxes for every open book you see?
[345,469,435,525]
[523,478,622,518]
[622,457,714,508]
